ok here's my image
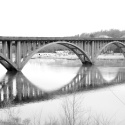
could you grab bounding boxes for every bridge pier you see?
[7,41,13,62]
[16,41,21,70]
[91,41,95,62]
[2,41,7,57]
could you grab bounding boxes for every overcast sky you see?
[0,0,125,37]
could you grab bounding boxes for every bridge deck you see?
[0,36,125,41]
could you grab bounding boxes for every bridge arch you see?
[0,53,18,71]
[95,41,125,60]
[21,41,92,70]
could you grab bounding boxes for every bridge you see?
[0,66,125,108]
[0,36,125,71]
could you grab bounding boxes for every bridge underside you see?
[20,41,93,70]
[0,53,17,71]
[95,41,125,60]
[58,42,92,64]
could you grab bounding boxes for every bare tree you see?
[22,118,30,125]
[32,110,42,125]
[61,91,87,125]
[2,101,21,124]
[60,91,113,125]
[44,116,59,125]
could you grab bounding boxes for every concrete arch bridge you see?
[0,36,125,71]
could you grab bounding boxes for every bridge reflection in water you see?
[56,66,125,94]
[0,66,125,108]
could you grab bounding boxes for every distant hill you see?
[95,35,112,38]
[39,29,125,52]
[78,29,125,38]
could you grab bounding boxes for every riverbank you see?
[29,58,82,67]
[31,53,125,67]
[95,59,125,67]
[31,52,78,60]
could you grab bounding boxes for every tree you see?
[61,91,87,125]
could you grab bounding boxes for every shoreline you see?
[30,57,125,67]
[95,59,125,67]
[31,52,125,67]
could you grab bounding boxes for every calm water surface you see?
[0,59,125,125]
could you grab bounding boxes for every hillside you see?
[77,29,125,38]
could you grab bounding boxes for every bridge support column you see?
[87,41,89,57]
[2,41,7,57]
[96,41,100,55]
[92,41,95,62]
[16,41,21,70]
[22,41,27,60]
[83,41,85,52]
[85,41,88,55]
[7,41,13,62]
[33,42,37,50]
[81,41,84,50]
[89,41,92,59]
[27,41,32,54]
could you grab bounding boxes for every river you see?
[0,58,125,125]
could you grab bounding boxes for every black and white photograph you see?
[0,0,125,125]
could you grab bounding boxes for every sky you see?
[0,0,125,37]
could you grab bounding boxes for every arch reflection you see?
[97,67,119,82]
[0,66,125,108]
[54,66,125,96]
[0,71,49,108]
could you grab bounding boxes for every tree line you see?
[74,29,125,38]
[39,29,125,53]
